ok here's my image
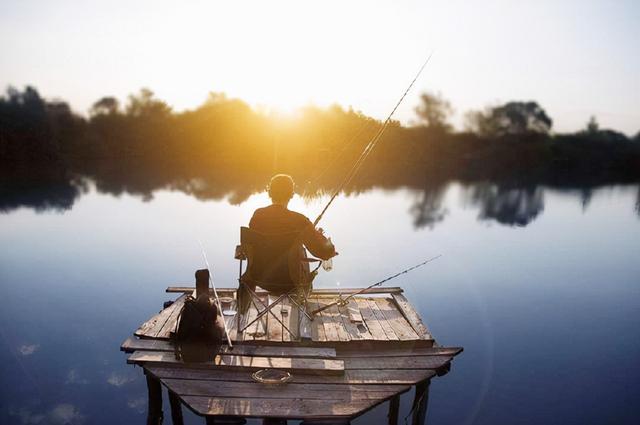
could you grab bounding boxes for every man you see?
[250,174,337,261]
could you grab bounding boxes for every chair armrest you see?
[234,245,247,260]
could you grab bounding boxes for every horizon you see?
[1,0,639,135]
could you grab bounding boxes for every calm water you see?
[1,182,639,425]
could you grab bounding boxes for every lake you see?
[1,181,639,424]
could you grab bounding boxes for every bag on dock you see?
[171,294,221,362]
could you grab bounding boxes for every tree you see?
[465,101,552,137]
[90,96,119,116]
[414,92,453,131]
[125,88,171,118]
[585,116,599,134]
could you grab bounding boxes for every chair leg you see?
[240,294,295,337]
[252,294,286,324]
[287,295,313,321]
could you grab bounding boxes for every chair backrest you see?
[239,226,304,294]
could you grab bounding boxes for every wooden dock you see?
[123,286,462,424]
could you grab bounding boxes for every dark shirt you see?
[249,204,336,260]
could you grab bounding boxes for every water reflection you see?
[1,180,639,425]
[0,168,85,213]
[466,184,544,226]
[410,182,448,228]
[1,166,639,227]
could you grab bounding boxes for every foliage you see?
[466,101,552,137]
[90,97,119,116]
[1,85,639,209]
[414,92,453,132]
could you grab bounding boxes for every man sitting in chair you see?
[250,174,337,262]
[237,174,336,322]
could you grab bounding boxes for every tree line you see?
[1,85,639,207]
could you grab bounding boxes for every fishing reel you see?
[334,294,350,307]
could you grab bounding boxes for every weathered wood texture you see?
[121,337,338,358]
[146,365,436,386]
[135,294,187,339]
[182,396,381,419]
[127,287,461,422]
[164,379,405,401]
[134,292,432,345]
[391,294,433,340]
[129,351,345,375]
[166,287,404,295]
[138,345,447,419]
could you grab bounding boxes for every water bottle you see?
[322,237,334,271]
[322,257,333,271]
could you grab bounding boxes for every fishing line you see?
[310,254,442,316]
[313,51,434,226]
[197,239,234,348]
[303,119,375,197]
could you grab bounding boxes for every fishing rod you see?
[198,240,233,348]
[302,119,375,197]
[313,51,434,227]
[310,254,442,316]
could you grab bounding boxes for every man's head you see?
[268,174,295,204]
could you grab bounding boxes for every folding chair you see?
[234,226,322,339]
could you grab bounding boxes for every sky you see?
[1,0,639,135]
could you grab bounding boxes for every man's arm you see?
[301,223,336,260]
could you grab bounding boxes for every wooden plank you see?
[338,304,372,341]
[337,346,463,358]
[298,305,312,340]
[182,395,379,418]
[120,336,337,358]
[236,304,250,342]
[147,365,436,385]
[156,296,186,339]
[391,294,433,340]
[167,287,237,294]
[163,379,406,401]
[252,294,268,341]
[355,298,387,341]
[215,354,344,375]
[167,287,404,295]
[242,299,260,341]
[343,355,452,370]
[128,351,345,375]
[366,298,399,341]
[121,337,172,353]
[307,296,327,342]
[135,295,186,339]
[267,295,283,342]
[347,299,363,323]
[311,287,403,295]
[374,298,420,341]
[218,345,337,359]
[318,300,349,342]
[282,297,300,342]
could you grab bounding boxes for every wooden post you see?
[388,394,400,425]
[145,373,163,425]
[411,380,430,425]
[195,269,210,298]
[168,390,184,425]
